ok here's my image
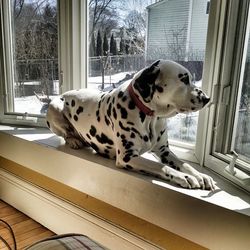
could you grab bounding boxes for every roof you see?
[146,0,168,9]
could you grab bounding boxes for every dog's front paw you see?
[176,173,201,189]
[194,172,216,190]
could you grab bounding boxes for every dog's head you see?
[132,59,210,116]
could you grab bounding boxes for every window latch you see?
[227,150,238,175]
[207,84,231,108]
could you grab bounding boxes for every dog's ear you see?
[134,60,160,103]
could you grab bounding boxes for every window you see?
[233,27,250,163]
[1,0,59,117]
[203,0,250,192]
[88,0,210,145]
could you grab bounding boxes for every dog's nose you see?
[202,97,210,106]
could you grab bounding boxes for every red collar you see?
[127,82,154,116]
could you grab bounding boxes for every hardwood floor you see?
[0,200,55,250]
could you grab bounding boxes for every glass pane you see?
[88,0,210,144]
[11,0,59,115]
[234,31,250,162]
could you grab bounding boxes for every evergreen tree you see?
[125,41,130,54]
[103,31,109,56]
[110,33,117,55]
[119,37,125,54]
[89,32,96,57]
[96,30,103,56]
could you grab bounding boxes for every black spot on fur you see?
[99,152,110,159]
[161,158,168,164]
[124,164,133,170]
[86,134,91,140]
[89,125,97,137]
[131,127,142,139]
[130,132,135,138]
[71,100,75,107]
[66,102,69,106]
[113,107,117,119]
[123,154,131,163]
[156,85,163,93]
[96,133,114,145]
[139,111,146,123]
[90,142,99,152]
[128,100,136,110]
[106,96,111,104]
[105,116,110,126]
[74,115,78,121]
[122,96,127,102]
[76,106,84,115]
[126,122,134,126]
[60,97,64,101]
[149,127,153,140]
[107,103,112,117]
[162,151,169,157]
[143,135,149,142]
[120,106,128,119]
[96,110,100,122]
[118,91,124,98]
[69,113,72,118]
[124,140,134,150]
[119,121,130,132]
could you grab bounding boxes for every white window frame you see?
[201,0,250,192]
[0,0,88,127]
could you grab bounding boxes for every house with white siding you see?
[146,0,210,61]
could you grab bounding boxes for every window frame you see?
[0,0,88,127]
[202,0,250,192]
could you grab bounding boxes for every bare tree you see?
[164,24,188,61]
[88,0,118,38]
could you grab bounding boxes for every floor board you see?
[0,200,55,250]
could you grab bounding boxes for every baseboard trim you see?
[0,169,161,250]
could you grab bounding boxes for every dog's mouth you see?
[176,106,200,113]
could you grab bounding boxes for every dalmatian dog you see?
[46,60,215,190]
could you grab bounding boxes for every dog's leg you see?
[116,149,201,189]
[151,141,216,190]
[46,97,86,149]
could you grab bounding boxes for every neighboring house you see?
[146,0,210,61]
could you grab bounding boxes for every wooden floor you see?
[0,200,55,250]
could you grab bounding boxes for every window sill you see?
[0,125,250,249]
